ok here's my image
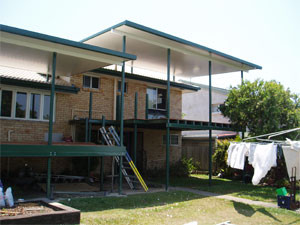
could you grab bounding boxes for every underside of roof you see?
[82,20,262,78]
[0,24,136,77]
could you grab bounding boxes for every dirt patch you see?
[0,202,55,217]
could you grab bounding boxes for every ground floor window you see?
[0,87,54,121]
[163,134,179,146]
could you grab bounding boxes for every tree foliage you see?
[220,79,300,137]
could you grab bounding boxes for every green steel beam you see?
[92,68,200,92]
[120,35,126,146]
[48,52,56,145]
[0,144,126,157]
[166,48,171,191]
[208,60,212,186]
[0,77,80,94]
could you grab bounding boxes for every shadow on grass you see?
[233,201,281,222]
[149,175,278,202]
[61,191,206,212]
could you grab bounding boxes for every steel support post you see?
[119,155,123,195]
[134,92,138,165]
[241,70,244,85]
[120,36,126,146]
[145,94,149,119]
[100,115,105,191]
[166,48,171,191]
[47,52,56,198]
[208,61,212,186]
[88,92,93,141]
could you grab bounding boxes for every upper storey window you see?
[83,75,100,89]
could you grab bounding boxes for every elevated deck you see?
[70,118,234,131]
[0,142,126,157]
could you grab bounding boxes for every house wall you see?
[0,73,184,175]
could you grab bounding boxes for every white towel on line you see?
[227,143,250,170]
[282,139,300,180]
[249,143,277,185]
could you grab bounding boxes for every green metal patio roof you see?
[82,20,262,77]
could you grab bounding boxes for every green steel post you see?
[85,118,88,142]
[116,95,120,121]
[89,92,93,142]
[134,92,138,165]
[100,115,105,191]
[120,35,126,146]
[46,157,51,198]
[119,155,123,195]
[48,52,56,145]
[208,60,212,186]
[145,94,149,119]
[241,70,244,85]
[241,70,245,139]
[166,48,171,191]
[47,52,56,199]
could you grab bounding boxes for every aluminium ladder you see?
[99,126,148,192]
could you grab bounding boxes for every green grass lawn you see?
[149,174,300,203]
[61,191,300,225]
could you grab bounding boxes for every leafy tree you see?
[220,79,300,138]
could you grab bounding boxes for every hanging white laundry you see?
[250,143,277,185]
[227,143,250,170]
[282,139,300,180]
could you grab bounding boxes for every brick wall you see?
[142,129,182,170]
[0,73,184,175]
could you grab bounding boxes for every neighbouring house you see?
[180,81,237,171]
[0,20,262,197]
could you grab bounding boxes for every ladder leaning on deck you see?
[99,126,148,192]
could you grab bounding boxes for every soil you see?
[0,202,55,217]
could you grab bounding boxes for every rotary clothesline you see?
[227,127,300,185]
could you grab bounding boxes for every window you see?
[0,88,54,121]
[117,81,128,93]
[15,92,27,118]
[0,90,12,117]
[30,93,41,119]
[83,75,99,89]
[163,134,179,146]
[147,87,166,110]
[43,95,50,120]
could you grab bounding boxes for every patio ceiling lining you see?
[0,24,136,76]
[82,20,262,77]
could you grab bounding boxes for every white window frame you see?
[163,134,179,146]
[147,87,166,111]
[83,75,100,89]
[0,85,55,122]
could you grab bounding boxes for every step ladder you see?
[99,126,148,192]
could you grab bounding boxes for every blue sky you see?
[0,0,299,93]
